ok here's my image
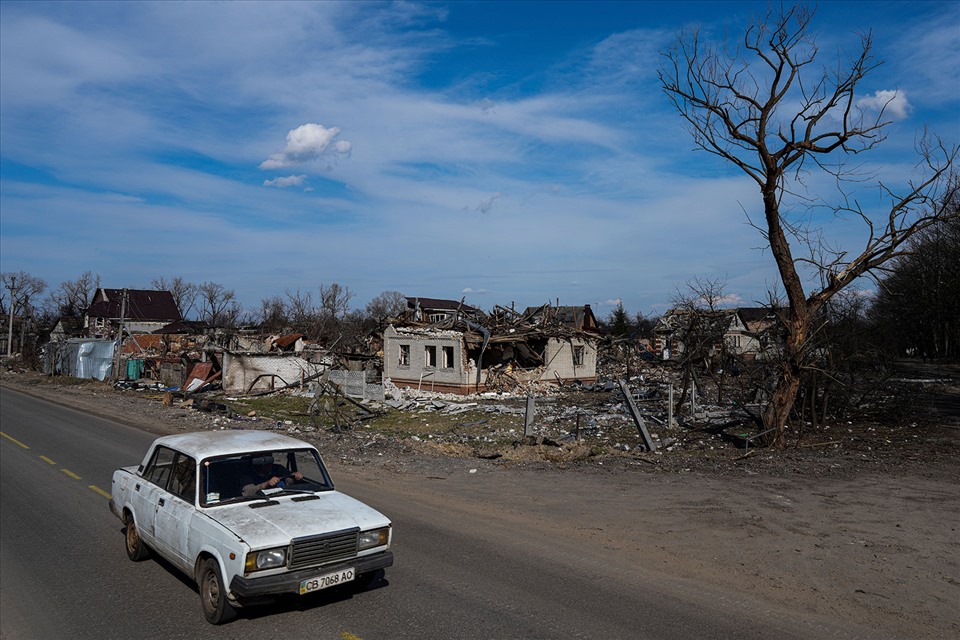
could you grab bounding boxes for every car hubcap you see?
[205,573,220,610]
[127,523,137,552]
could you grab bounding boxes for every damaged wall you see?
[383,325,470,392]
[222,352,329,394]
[543,336,598,383]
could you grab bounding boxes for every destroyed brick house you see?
[383,300,601,394]
[654,307,780,361]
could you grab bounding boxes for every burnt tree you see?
[660,4,957,446]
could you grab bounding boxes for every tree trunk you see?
[761,184,813,447]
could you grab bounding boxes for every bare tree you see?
[1,271,47,361]
[1,271,47,316]
[317,282,353,344]
[48,270,101,316]
[319,282,352,323]
[660,4,958,446]
[365,290,407,323]
[197,282,240,328]
[151,276,198,319]
[285,289,319,335]
[256,295,290,334]
[667,276,735,413]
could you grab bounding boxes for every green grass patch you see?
[222,395,314,422]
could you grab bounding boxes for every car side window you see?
[170,453,197,503]
[144,446,176,491]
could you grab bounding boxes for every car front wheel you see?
[198,558,237,625]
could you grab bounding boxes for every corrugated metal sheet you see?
[44,339,116,380]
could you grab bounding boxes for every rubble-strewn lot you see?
[2,361,957,479]
[2,363,958,639]
[14,360,955,477]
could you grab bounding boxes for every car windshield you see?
[199,448,333,506]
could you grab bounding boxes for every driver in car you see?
[242,455,303,496]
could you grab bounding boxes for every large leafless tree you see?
[365,290,407,323]
[660,4,957,446]
[197,281,240,328]
[48,270,101,317]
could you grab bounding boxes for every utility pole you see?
[112,289,128,381]
[5,275,16,357]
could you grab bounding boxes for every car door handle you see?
[158,498,165,507]
[135,483,140,491]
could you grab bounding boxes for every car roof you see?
[151,430,316,461]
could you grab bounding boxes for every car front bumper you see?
[229,551,394,598]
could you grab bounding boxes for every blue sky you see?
[1,1,958,319]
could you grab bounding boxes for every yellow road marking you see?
[0,435,105,497]
[0,431,29,449]
[340,633,364,640]
[89,485,112,499]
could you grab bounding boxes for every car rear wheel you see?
[199,558,237,625]
[124,513,150,561]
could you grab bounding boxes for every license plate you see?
[299,567,355,594]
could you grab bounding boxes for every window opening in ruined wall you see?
[442,346,455,369]
[425,345,437,368]
[399,344,410,367]
[572,345,584,366]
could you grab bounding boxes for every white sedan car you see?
[110,430,393,624]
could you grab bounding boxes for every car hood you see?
[205,491,390,549]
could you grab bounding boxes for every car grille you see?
[289,528,359,570]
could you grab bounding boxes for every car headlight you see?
[245,547,287,573]
[358,527,390,551]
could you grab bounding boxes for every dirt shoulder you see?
[2,369,958,638]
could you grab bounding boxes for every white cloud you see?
[857,90,911,120]
[595,298,623,308]
[706,294,744,308]
[259,123,352,170]
[462,288,489,295]
[263,174,307,188]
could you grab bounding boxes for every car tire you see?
[124,513,150,561]
[199,558,237,625]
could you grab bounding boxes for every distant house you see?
[404,297,485,324]
[725,307,780,357]
[655,307,780,361]
[50,316,86,341]
[85,288,182,338]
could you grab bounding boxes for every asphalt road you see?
[1,388,867,639]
